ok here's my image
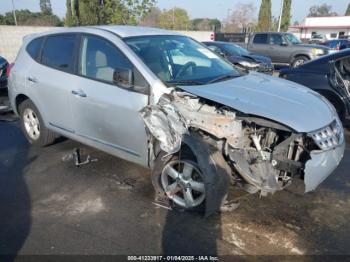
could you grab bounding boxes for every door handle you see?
[71,89,87,98]
[27,77,38,83]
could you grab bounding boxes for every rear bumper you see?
[304,141,345,192]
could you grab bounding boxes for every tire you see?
[291,55,309,68]
[18,99,56,147]
[152,146,206,212]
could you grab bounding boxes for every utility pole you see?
[11,0,18,26]
[277,0,284,32]
[172,7,175,29]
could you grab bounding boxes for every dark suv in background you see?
[239,32,329,68]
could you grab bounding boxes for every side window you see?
[269,34,283,45]
[253,34,268,44]
[42,34,76,73]
[79,35,148,92]
[26,37,44,61]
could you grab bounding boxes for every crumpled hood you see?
[179,72,336,133]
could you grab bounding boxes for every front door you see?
[70,34,149,166]
[267,34,290,64]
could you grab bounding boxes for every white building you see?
[290,16,350,40]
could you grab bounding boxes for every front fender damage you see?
[140,90,325,214]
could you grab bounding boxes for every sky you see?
[0,0,349,23]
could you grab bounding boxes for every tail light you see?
[6,63,14,77]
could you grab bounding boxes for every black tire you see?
[152,146,206,212]
[18,99,56,147]
[291,55,309,68]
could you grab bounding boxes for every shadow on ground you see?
[0,122,33,260]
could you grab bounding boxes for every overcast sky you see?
[0,0,348,23]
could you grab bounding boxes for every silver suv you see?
[9,26,345,215]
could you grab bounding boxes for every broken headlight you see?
[308,119,344,150]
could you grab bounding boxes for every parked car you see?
[0,56,9,89]
[8,26,345,215]
[238,32,329,68]
[320,39,350,52]
[202,41,274,74]
[309,34,327,44]
[280,49,350,127]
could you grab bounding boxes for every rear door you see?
[70,34,149,166]
[248,33,269,56]
[26,34,78,132]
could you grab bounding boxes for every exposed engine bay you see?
[140,91,320,197]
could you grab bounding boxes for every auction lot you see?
[0,117,350,256]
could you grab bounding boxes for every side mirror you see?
[280,41,288,46]
[113,68,134,88]
[219,52,226,58]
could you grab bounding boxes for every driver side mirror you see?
[280,41,288,46]
[113,67,134,89]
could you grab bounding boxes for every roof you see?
[92,25,181,38]
[291,16,350,29]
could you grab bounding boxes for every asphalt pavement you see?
[0,118,350,257]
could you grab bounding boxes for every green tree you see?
[40,0,53,14]
[64,0,79,26]
[158,7,190,30]
[256,0,271,31]
[280,0,291,32]
[64,0,155,26]
[0,9,62,26]
[345,3,350,15]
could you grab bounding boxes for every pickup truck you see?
[236,32,330,68]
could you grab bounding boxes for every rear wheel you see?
[19,99,56,147]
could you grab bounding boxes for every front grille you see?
[308,119,344,150]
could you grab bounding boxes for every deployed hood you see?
[179,72,336,133]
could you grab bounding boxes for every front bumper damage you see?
[140,90,345,214]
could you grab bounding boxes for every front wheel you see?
[19,99,57,147]
[291,56,309,68]
[152,147,206,211]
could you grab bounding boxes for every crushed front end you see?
[141,90,345,210]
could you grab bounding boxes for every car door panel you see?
[71,34,149,166]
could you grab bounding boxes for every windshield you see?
[222,43,250,56]
[285,33,302,44]
[124,35,241,85]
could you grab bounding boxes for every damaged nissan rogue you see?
[9,26,345,215]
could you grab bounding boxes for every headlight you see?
[311,48,325,55]
[308,119,344,150]
[238,61,260,68]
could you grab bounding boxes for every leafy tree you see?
[139,7,161,27]
[208,19,222,32]
[40,0,53,15]
[158,7,190,30]
[65,0,79,26]
[256,0,271,31]
[280,0,291,32]
[0,9,62,26]
[308,4,338,17]
[346,3,350,15]
[64,0,155,26]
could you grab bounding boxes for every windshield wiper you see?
[166,79,205,86]
[207,73,238,84]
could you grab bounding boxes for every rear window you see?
[41,34,76,73]
[253,34,268,44]
[26,37,44,61]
